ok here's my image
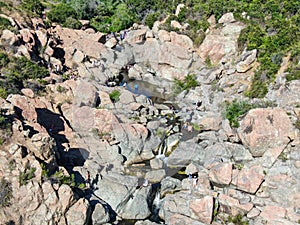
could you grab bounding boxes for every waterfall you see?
[150,185,162,222]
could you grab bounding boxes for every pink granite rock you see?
[238,108,296,158]
[232,165,264,194]
[209,162,232,185]
[190,196,214,224]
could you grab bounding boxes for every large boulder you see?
[119,186,152,220]
[66,198,91,225]
[237,108,296,158]
[93,173,138,211]
[198,17,245,64]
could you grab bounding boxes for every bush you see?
[47,3,77,24]
[244,74,268,99]
[0,87,8,99]
[109,90,121,103]
[19,163,36,186]
[173,74,198,95]
[227,214,249,225]
[21,0,44,16]
[0,17,12,31]
[0,52,9,67]
[0,55,49,96]
[63,17,82,29]
[225,100,255,128]
[145,12,159,29]
[51,170,75,187]
[286,66,300,81]
[0,178,12,208]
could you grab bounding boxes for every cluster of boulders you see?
[0,9,300,225]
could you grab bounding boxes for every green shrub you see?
[225,100,255,128]
[63,17,82,29]
[0,17,12,31]
[0,55,49,97]
[145,12,159,29]
[228,214,249,225]
[51,170,76,187]
[19,164,36,186]
[0,178,12,208]
[0,87,8,99]
[173,74,198,95]
[21,0,44,16]
[109,90,121,103]
[286,66,300,81]
[193,30,206,47]
[0,52,9,67]
[47,3,77,24]
[244,76,268,99]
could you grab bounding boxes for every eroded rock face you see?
[238,108,296,158]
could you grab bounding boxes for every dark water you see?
[122,79,173,104]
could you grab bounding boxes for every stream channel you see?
[119,78,199,224]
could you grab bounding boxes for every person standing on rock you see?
[192,172,198,188]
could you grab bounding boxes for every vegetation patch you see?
[225,100,255,128]
[227,214,249,225]
[0,178,12,208]
[172,74,198,95]
[109,90,121,103]
[19,163,36,186]
[0,54,49,97]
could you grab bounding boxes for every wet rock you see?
[145,169,166,183]
[150,157,164,169]
[160,177,182,197]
